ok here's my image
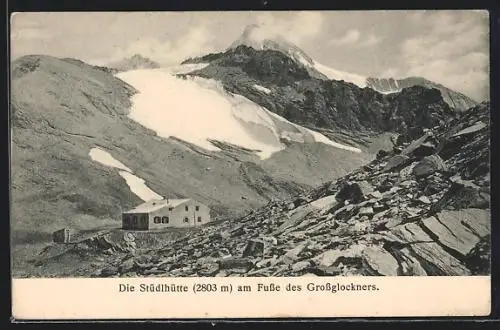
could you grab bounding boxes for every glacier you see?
[116,66,361,160]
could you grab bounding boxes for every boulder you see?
[255,256,279,268]
[399,163,416,178]
[413,155,446,178]
[412,142,437,159]
[336,181,374,203]
[100,266,119,277]
[401,132,436,159]
[291,260,312,272]
[464,235,491,275]
[418,196,431,204]
[283,242,308,264]
[318,244,365,267]
[395,247,428,276]
[293,197,308,208]
[421,215,481,257]
[409,242,471,275]
[384,217,403,229]
[383,155,411,172]
[218,257,254,272]
[368,191,383,199]
[361,246,399,276]
[376,149,389,159]
[242,239,265,258]
[441,182,489,210]
[118,258,136,274]
[303,265,342,276]
[333,204,358,221]
[437,208,490,239]
[359,207,374,217]
[197,262,220,276]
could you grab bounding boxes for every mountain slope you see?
[50,102,489,278]
[366,76,477,111]
[10,55,372,274]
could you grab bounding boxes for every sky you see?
[11,10,489,101]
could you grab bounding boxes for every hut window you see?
[197,216,202,222]
[133,215,138,224]
[195,206,200,211]
[168,207,173,211]
[183,217,189,223]
[161,216,169,224]
[185,206,189,211]
[154,216,161,224]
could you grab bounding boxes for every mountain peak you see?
[108,54,160,72]
[228,24,316,67]
[229,24,269,50]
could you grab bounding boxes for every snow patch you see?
[89,147,163,202]
[89,147,132,172]
[304,128,362,153]
[313,61,367,88]
[265,109,362,153]
[119,171,163,202]
[253,84,271,94]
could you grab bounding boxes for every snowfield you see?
[89,147,132,172]
[116,66,361,159]
[118,171,163,201]
[89,147,163,202]
[313,61,367,88]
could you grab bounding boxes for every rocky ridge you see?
[366,76,478,112]
[50,102,490,278]
[182,45,457,140]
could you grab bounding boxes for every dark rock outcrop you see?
[183,45,456,137]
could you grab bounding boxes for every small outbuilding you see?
[53,228,73,243]
[122,198,211,230]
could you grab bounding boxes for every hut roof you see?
[123,199,191,214]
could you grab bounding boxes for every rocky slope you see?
[10,54,372,274]
[366,76,477,111]
[43,102,489,278]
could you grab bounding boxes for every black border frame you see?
[4,0,499,325]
